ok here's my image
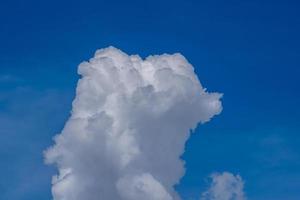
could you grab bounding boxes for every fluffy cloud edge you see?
[201,172,246,200]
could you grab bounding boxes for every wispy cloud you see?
[0,74,22,83]
[0,87,72,200]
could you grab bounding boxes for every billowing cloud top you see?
[45,46,222,200]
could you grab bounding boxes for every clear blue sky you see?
[0,0,300,199]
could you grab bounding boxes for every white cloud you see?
[116,173,173,200]
[45,46,222,200]
[201,172,246,200]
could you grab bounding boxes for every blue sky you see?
[1,0,300,199]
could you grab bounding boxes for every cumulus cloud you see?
[201,172,246,200]
[45,46,222,200]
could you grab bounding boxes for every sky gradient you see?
[0,0,300,199]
